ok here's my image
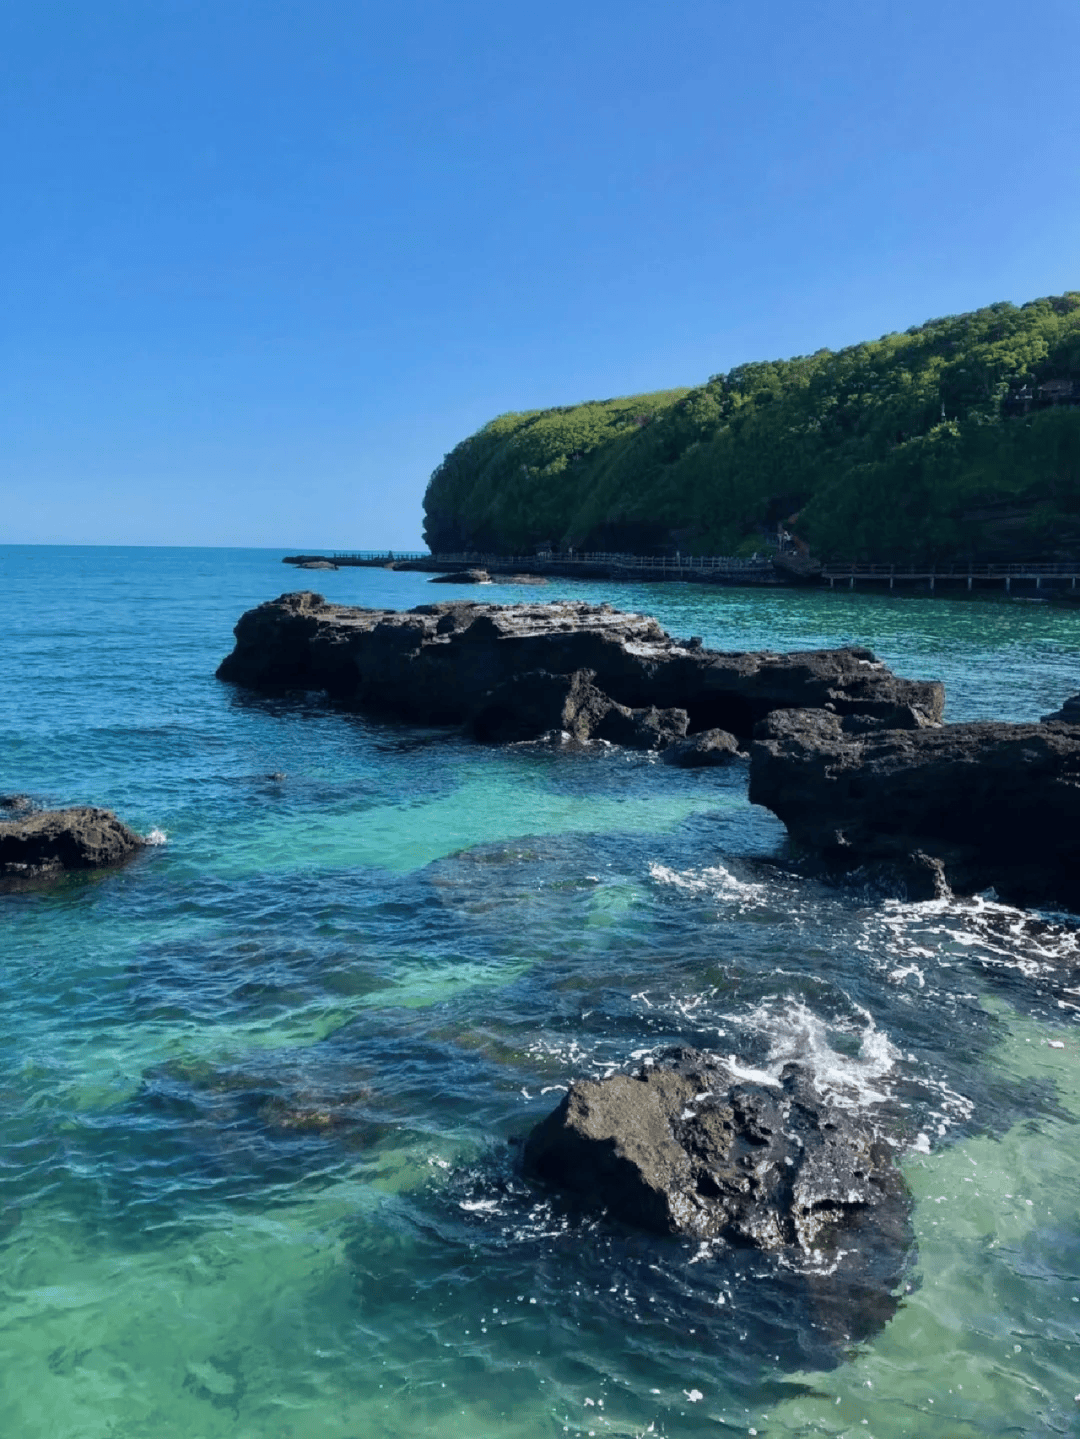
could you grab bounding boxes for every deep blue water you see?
[3,545,1080,1438]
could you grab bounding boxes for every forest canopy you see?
[422,294,1080,563]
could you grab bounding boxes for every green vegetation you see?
[422,294,1080,562]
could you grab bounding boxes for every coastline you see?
[283,549,1080,600]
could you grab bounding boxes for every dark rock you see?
[0,806,144,887]
[469,669,614,743]
[523,1046,911,1264]
[469,668,689,750]
[840,704,941,735]
[593,700,689,751]
[429,568,490,584]
[296,559,338,570]
[0,794,33,812]
[749,708,1080,909]
[664,728,742,767]
[1042,691,1080,724]
[218,593,942,745]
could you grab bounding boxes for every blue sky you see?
[2,0,1078,548]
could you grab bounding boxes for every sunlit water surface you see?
[3,546,1080,1437]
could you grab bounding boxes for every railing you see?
[429,550,773,571]
[819,561,1080,578]
[294,551,1080,585]
[332,550,429,560]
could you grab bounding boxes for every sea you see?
[3,544,1080,1439]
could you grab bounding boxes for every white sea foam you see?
[647,860,765,904]
[740,999,899,1110]
[144,828,168,846]
[869,892,1080,988]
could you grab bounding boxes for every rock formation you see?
[216,592,943,749]
[0,807,144,888]
[429,568,490,584]
[1042,691,1080,724]
[523,1046,911,1262]
[749,707,1080,907]
[663,728,743,767]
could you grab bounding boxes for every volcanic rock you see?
[217,592,942,746]
[523,1046,911,1261]
[1042,691,1080,724]
[0,806,143,887]
[664,728,742,767]
[429,568,490,584]
[749,707,1080,908]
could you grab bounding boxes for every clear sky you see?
[2,0,1078,549]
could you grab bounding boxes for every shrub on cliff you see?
[422,293,1080,562]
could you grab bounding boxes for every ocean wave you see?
[647,859,766,904]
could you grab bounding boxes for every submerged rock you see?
[523,1046,912,1263]
[0,806,143,887]
[749,707,1080,908]
[217,592,942,746]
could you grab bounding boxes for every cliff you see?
[422,293,1080,563]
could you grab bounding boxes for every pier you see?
[285,550,785,585]
[819,561,1080,594]
[283,552,1080,597]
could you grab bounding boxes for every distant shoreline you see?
[283,551,1080,600]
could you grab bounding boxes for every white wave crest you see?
[143,828,168,846]
[741,999,899,1110]
[648,860,765,902]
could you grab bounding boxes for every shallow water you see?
[3,546,1080,1437]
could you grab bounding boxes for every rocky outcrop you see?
[523,1046,911,1262]
[749,708,1080,907]
[663,728,742,767]
[0,807,143,888]
[429,568,490,584]
[1042,691,1080,724]
[216,592,943,748]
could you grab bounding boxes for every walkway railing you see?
[332,550,429,560]
[292,551,1080,591]
[428,550,772,571]
[819,560,1080,591]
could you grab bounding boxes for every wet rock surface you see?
[523,1046,912,1265]
[217,592,943,746]
[0,806,143,888]
[749,707,1080,908]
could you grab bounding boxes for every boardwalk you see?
[284,551,1080,595]
[819,561,1080,593]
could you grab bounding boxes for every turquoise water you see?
[3,546,1080,1438]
